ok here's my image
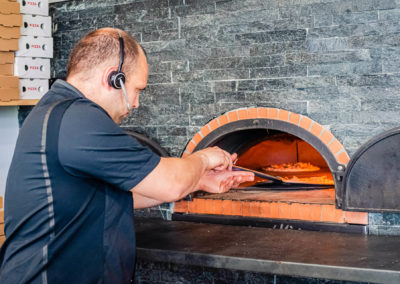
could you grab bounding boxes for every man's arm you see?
[131,147,254,203]
[133,168,253,209]
[133,192,164,209]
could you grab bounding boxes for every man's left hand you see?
[197,169,254,194]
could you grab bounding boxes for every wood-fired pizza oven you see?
[172,107,400,233]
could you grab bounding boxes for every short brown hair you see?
[66,28,141,78]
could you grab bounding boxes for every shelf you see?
[0,99,39,106]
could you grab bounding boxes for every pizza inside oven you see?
[262,162,320,173]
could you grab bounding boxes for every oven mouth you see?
[175,107,368,228]
[191,129,336,198]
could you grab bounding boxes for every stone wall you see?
[49,0,400,233]
[50,0,400,157]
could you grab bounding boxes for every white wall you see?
[0,107,19,199]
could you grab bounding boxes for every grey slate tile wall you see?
[49,0,400,233]
[50,0,400,157]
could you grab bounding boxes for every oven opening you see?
[174,108,368,232]
[195,130,335,206]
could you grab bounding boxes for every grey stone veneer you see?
[49,0,400,234]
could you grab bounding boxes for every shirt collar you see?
[51,79,85,99]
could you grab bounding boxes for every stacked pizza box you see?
[15,0,52,100]
[0,0,22,101]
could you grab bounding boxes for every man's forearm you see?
[133,192,164,209]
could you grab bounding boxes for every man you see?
[0,28,253,283]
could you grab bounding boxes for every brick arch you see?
[176,107,368,226]
[182,107,350,166]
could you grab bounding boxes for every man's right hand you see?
[194,146,235,172]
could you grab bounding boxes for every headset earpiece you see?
[108,71,126,89]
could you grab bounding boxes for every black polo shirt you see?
[0,80,160,283]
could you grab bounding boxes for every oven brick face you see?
[50,0,400,233]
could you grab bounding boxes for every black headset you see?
[107,34,126,89]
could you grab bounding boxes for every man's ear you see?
[101,66,118,89]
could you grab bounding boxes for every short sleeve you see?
[58,100,161,191]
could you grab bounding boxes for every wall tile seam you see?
[203,75,314,83]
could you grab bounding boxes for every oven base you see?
[172,213,367,234]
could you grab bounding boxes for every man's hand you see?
[197,169,255,194]
[194,147,235,171]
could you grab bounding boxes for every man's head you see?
[66,28,148,124]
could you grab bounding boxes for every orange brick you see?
[173,201,188,213]
[310,122,323,137]
[188,201,197,213]
[289,112,301,125]
[192,132,203,145]
[297,204,312,221]
[260,203,272,218]
[268,108,278,119]
[270,203,280,218]
[213,199,223,215]
[258,108,268,118]
[227,110,239,122]
[200,125,211,137]
[279,203,291,219]
[329,139,343,155]
[309,204,322,221]
[248,108,259,119]
[238,109,248,120]
[333,208,345,223]
[299,116,312,130]
[320,129,334,145]
[208,118,220,131]
[336,151,350,165]
[194,198,207,214]
[321,205,338,222]
[278,110,289,121]
[185,141,196,154]
[250,202,262,217]
[205,199,216,214]
[344,211,368,225]
[0,211,3,223]
[231,201,242,216]
[290,203,304,221]
[218,114,229,126]
[222,200,233,215]
[242,202,251,217]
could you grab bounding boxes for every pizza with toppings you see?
[282,175,334,185]
[262,162,320,172]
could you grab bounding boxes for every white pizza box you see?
[19,78,48,99]
[15,36,53,58]
[14,56,50,78]
[21,15,51,37]
[17,0,48,16]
